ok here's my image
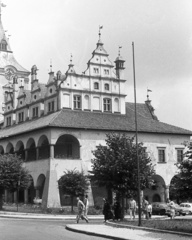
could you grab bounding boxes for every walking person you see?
[147,202,152,219]
[142,197,149,219]
[84,194,89,219]
[103,198,112,222]
[113,198,122,221]
[129,196,136,220]
[167,199,175,219]
[76,197,89,223]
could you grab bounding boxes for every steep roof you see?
[0,14,29,73]
[0,102,191,139]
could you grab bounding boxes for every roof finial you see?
[0,1,6,15]
[50,59,53,72]
[99,25,103,40]
[147,88,152,100]
[118,46,122,57]
[70,53,73,64]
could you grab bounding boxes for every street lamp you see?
[132,42,142,226]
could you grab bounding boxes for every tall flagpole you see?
[132,42,141,226]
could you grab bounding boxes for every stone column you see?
[36,147,39,160]
[165,185,170,202]
[50,145,54,159]
[35,188,40,198]
[25,149,28,161]
[24,189,28,204]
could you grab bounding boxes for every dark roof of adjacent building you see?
[0,102,191,139]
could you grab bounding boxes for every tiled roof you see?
[0,102,191,139]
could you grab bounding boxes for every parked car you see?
[166,203,186,217]
[152,202,169,215]
[179,203,192,215]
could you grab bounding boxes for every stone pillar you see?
[35,188,40,198]
[41,170,61,208]
[165,185,169,202]
[50,145,54,159]
[36,147,39,160]
[4,190,8,202]
[14,191,17,203]
[25,149,28,161]
[24,189,28,204]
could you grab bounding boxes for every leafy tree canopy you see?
[58,169,89,197]
[170,142,192,201]
[90,133,155,196]
[0,154,30,191]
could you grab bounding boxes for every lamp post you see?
[17,178,21,212]
[132,42,141,226]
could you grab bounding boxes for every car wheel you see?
[182,213,186,216]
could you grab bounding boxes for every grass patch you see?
[120,219,192,234]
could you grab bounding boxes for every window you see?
[94,82,99,89]
[93,68,99,74]
[158,148,166,163]
[48,101,54,112]
[18,112,24,122]
[104,69,109,75]
[103,98,111,112]
[6,116,11,126]
[32,107,38,118]
[1,40,7,51]
[104,83,109,90]
[73,95,81,109]
[177,149,183,163]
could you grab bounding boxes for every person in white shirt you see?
[76,197,89,223]
[84,194,89,218]
[129,196,137,220]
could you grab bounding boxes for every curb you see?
[106,221,192,238]
[65,224,127,240]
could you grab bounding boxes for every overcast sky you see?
[2,0,192,130]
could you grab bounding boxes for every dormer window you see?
[32,107,38,118]
[104,83,109,91]
[6,116,11,126]
[94,82,99,90]
[48,101,54,112]
[93,68,99,74]
[1,40,7,51]
[18,112,24,122]
[104,69,109,75]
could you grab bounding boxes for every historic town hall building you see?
[0,6,191,208]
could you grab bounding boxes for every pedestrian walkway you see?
[66,223,192,240]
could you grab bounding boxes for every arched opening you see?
[38,135,50,160]
[15,141,25,160]
[27,138,36,161]
[6,142,14,154]
[0,145,4,154]
[144,174,166,203]
[36,174,46,199]
[152,194,161,202]
[54,134,80,159]
[27,175,35,203]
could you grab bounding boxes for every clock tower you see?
[0,3,30,115]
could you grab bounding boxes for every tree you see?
[58,169,89,212]
[170,142,192,202]
[0,154,30,210]
[90,133,155,217]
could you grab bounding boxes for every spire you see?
[114,46,125,79]
[97,25,103,46]
[146,88,152,101]
[66,54,76,74]
[145,89,158,121]
[0,1,6,16]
